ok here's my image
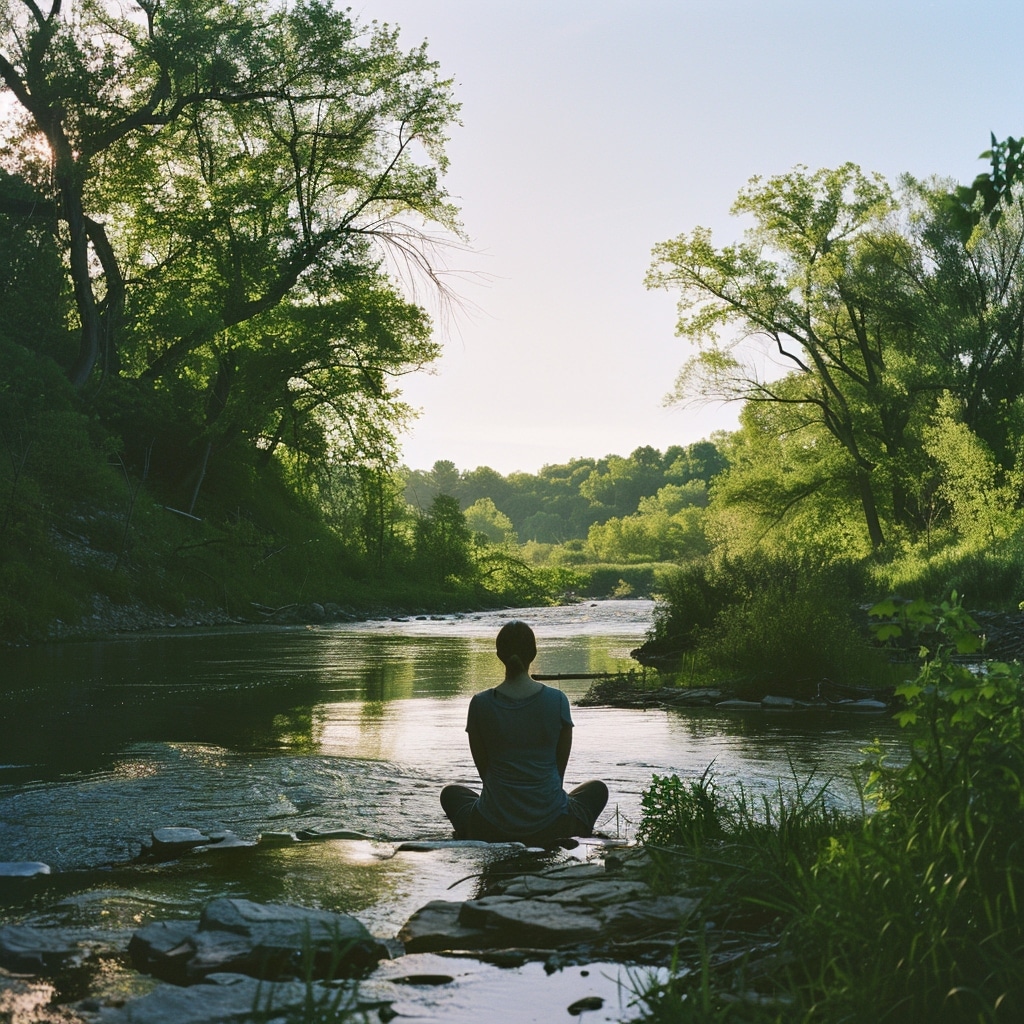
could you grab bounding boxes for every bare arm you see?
[468,724,489,783]
[556,724,573,782]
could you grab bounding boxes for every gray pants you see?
[440,779,609,844]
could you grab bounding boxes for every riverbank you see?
[0,602,914,1020]
[34,591,510,646]
[0,833,675,1023]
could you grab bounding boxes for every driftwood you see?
[533,672,622,681]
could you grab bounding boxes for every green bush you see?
[639,551,876,692]
[635,595,1024,1022]
[871,537,1024,610]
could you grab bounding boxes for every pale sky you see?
[354,0,1024,474]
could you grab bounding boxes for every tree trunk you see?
[856,468,885,549]
[61,167,104,390]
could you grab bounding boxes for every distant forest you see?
[403,440,725,556]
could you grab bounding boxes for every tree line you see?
[646,162,1024,568]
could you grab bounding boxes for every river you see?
[0,599,907,1016]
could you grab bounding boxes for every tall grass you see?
[635,596,1024,1021]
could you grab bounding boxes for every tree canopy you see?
[0,0,459,506]
[648,164,1024,551]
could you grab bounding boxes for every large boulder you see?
[129,898,386,984]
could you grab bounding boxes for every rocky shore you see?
[34,593,498,646]
[0,831,689,1024]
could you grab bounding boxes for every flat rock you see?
[190,831,255,854]
[534,879,653,907]
[0,925,81,973]
[129,899,384,984]
[457,895,523,929]
[460,897,604,945]
[601,895,700,934]
[531,863,606,881]
[398,901,494,954]
[0,861,51,878]
[92,972,342,1024]
[295,828,372,841]
[138,828,212,861]
[127,920,199,982]
[256,831,298,845]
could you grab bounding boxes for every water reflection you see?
[1,601,904,875]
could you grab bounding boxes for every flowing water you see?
[0,600,907,1016]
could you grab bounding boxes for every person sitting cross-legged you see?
[440,619,608,844]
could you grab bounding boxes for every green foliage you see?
[412,494,474,586]
[586,483,709,564]
[404,440,727,545]
[924,399,1023,548]
[948,132,1024,238]
[636,596,1024,1021]
[870,536,1024,610]
[464,497,517,546]
[643,550,875,692]
[649,164,1024,554]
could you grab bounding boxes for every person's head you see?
[496,620,537,675]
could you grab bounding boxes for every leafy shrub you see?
[639,551,875,691]
[635,595,1024,1021]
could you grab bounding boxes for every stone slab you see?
[0,925,80,973]
[129,899,383,984]
[462,898,605,945]
[398,901,493,954]
[0,862,51,878]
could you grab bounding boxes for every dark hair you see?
[496,620,537,674]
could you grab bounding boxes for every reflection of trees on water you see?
[408,638,471,698]
[658,707,906,796]
[534,636,642,680]
[271,707,319,751]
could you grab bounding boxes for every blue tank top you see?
[467,685,573,835]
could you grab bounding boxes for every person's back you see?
[440,620,608,844]
[470,685,571,836]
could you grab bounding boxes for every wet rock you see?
[397,901,494,954]
[603,847,651,873]
[256,831,298,845]
[0,861,51,877]
[398,856,702,960]
[568,995,604,1014]
[0,925,81,973]
[127,920,199,983]
[531,879,653,907]
[463,897,605,946]
[601,895,699,935]
[457,895,524,929]
[295,828,373,842]
[129,898,386,985]
[189,831,255,854]
[90,972,345,1024]
[137,828,211,861]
